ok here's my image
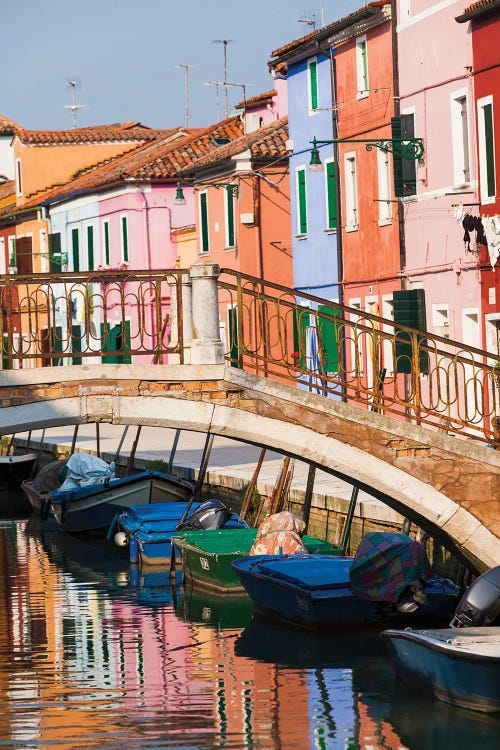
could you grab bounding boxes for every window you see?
[0,238,5,274]
[120,215,129,263]
[356,36,368,98]
[103,221,110,265]
[8,236,16,270]
[392,114,417,197]
[324,158,337,230]
[15,158,22,196]
[87,225,95,271]
[224,186,235,248]
[377,148,392,224]
[478,96,496,204]
[307,57,318,112]
[16,236,33,274]
[296,167,308,235]
[199,191,209,253]
[451,91,470,186]
[344,153,358,230]
[71,227,80,272]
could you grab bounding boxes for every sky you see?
[2,0,360,132]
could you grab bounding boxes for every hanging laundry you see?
[483,216,500,269]
[462,214,487,253]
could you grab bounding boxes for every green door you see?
[228,307,239,368]
[293,307,311,369]
[318,305,339,373]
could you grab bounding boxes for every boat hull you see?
[174,529,338,594]
[383,627,500,713]
[232,554,461,630]
[50,471,194,534]
[0,453,38,487]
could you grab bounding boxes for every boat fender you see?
[114,531,129,547]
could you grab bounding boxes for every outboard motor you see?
[180,499,231,531]
[450,565,500,628]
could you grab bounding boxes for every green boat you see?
[173,527,340,594]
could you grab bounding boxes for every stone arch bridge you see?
[0,363,498,573]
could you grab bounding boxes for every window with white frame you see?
[356,36,368,98]
[451,91,470,187]
[120,215,129,263]
[199,191,210,253]
[15,158,22,197]
[344,153,358,230]
[0,238,5,274]
[477,96,496,204]
[224,186,236,248]
[296,166,308,235]
[307,57,318,113]
[8,236,16,270]
[39,229,48,273]
[377,148,392,224]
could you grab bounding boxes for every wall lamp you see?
[174,180,239,203]
[309,135,425,171]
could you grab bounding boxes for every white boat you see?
[0,452,38,487]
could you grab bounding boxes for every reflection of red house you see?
[456,0,500,355]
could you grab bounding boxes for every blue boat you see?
[382,565,500,713]
[116,499,248,566]
[50,469,195,535]
[231,552,462,630]
[382,627,500,713]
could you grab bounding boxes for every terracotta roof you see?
[14,122,183,146]
[235,90,277,110]
[456,0,500,20]
[1,116,244,214]
[0,180,15,200]
[180,116,289,173]
[269,1,388,63]
[0,115,21,135]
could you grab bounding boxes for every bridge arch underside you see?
[2,392,498,573]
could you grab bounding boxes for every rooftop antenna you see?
[212,39,236,118]
[204,81,222,122]
[204,80,252,130]
[298,9,319,30]
[175,63,194,128]
[64,78,87,129]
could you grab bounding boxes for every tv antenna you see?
[297,8,324,29]
[212,39,236,118]
[175,63,194,128]
[64,78,87,129]
[204,80,252,131]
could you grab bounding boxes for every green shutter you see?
[393,289,428,374]
[226,186,235,247]
[483,103,495,198]
[293,307,311,369]
[318,305,339,372]
[121,216,129,262]
[87,226,94,270]
[48,232,61,272]
[100,321,131,364]
[71,228,79,272]
[71,324,82,365]
[228,307,239,368]
[361,42,368,90]
[309,59,318,110]
[297,168,307,235]
[51,326,63,366]
[104,222,110,265]
[200,193,209,253]
[392,116,417,197]
[326,161,337,229]
[8,238,16,268]
[2,334,9,370]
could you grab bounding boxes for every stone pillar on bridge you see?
[169,272,193,364]
[189,261,224,365]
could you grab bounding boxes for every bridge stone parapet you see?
[0,363,498,572]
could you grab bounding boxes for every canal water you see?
[0,498,498,750]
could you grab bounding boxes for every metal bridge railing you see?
[218,269,500,447]
[0,270,184,367]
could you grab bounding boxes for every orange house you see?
[179,116,292,368]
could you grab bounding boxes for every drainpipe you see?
[391,0,406,290]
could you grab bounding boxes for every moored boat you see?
[231,532,463,630]
[21,458,68,515]
[382,564,500,713]
[116,498,248,566]
[174,527,339,593]
[0,452,38,487]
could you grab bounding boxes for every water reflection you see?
[0,516,497,749]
